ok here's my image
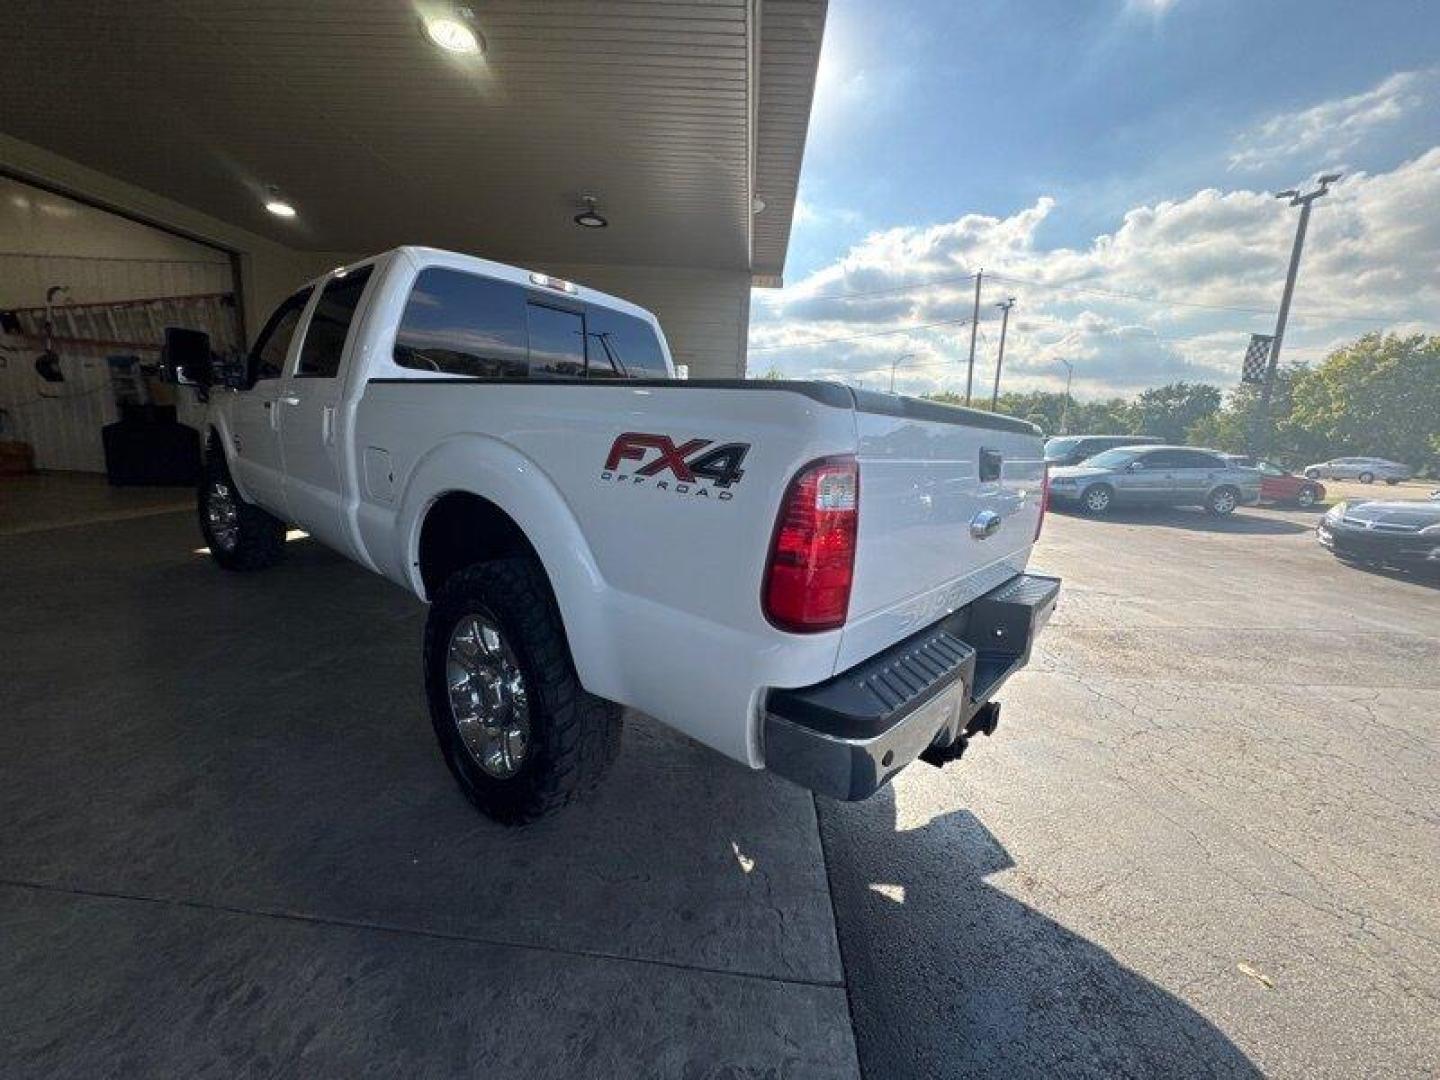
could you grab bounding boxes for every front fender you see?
[203,404,253,503]
[395,434,621,699]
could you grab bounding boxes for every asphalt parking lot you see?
[2,494,1437,1077]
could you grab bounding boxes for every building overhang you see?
[0,0,825,286]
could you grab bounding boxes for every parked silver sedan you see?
[1303,456,1412,484]
[1048,445,1262,516]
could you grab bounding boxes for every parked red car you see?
[1224,456,1326,507]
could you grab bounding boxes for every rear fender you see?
[396,434,620,698]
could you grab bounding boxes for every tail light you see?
[764,456,859,632]
[1035,464,1050,541]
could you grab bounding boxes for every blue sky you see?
[751,0,1440,398]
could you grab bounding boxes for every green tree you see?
[1135,382,1222,443]
[1286,333,1439,470]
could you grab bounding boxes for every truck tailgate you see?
[836,394,1046,672]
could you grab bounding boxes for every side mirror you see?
[162,327,214,389]
[1126,460,1145,472]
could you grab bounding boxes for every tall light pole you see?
[964,269,983,405]
[890,352,915,394]
[990,297,1016,409]
[1059,358,1074,434]
[1249,173,1340,454]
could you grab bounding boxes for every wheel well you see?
[417,491,538,599]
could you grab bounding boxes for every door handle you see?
[322,405,335,445]
[280,395,301,406]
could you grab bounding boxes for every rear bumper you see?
[762,573,1060,800]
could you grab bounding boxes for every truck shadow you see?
[1055,506,1309,535]
[818,788,1262,1079]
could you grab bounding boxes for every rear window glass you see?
[298,265,372,378]
[393,268,527,377]
[586,307,669,378]
[527,304,586,377]
[1044,437,1081,459]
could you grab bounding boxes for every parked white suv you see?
[1304,457,1412,484]
[171,247,1059,824]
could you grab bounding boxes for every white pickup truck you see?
[171,247,1059,824]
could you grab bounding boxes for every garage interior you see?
[2,0,820,530]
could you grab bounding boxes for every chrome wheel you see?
[1211,489,1237,514]
[205,480,240,552]
[1296,487,1316,507]
[446,612,530,779]
[1084,487,1111,513]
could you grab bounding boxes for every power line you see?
[748,315,975,351]
[761,264,1401,326]
[985,270,1397,325]
[763,271,980,305]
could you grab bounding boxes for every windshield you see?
[1080,449,1140,469]
[1044,438,1082,460]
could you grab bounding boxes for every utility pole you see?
[1059,359,1074,434]
[889,352,915,394]
[964,269,983,405]
[1249,173,1340,454]
[990,297,1015,409]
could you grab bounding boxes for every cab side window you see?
[393,268,527,377]
[247,288,313,384]
[297,266,373,378]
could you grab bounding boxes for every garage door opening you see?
[1,175,242,531]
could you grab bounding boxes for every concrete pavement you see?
[822,502,1439,1078]
[3,490,1437,1077]
[0,511,857,1078]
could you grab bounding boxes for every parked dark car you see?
[1317,500,1440,571]
[1044,434,1163,467]
[1048,445,1261,516]
[1222,455,1326,507]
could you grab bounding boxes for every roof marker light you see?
[529,272,577,294]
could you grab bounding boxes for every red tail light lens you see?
[764,456,859,632]
[1035,464,1050,541]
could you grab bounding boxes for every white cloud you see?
[1124,0,1178,16]
[750,148,1440,398]
[1228,69,1438,172]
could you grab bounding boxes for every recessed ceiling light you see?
[574,195,608,229]
[424,11,482,54]
[265,199,297,218]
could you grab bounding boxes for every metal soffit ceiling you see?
[0,0,826,281]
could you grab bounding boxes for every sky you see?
[748,0,1440,400]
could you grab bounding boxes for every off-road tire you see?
[423,557,622,825]
[1081,484,1114,515]
[1206,486,1240,516]
[198,441,286,571]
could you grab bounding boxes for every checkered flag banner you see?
[1241,334,1274,384]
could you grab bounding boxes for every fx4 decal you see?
[602,432,751,499]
